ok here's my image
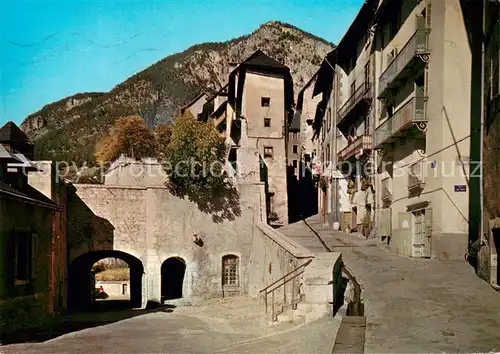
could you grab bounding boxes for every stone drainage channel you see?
[302,219,366,353]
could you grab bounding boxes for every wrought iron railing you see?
[374,96,428,148]
[379,29,430,96]
[381,179,391,201]
[260,258,312,322]
[337,81,372,123]
[408,161,425,190]
[338,135,373,161]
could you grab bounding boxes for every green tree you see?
[164,111,241,222]
[154,123,173,158]
[94,115,157,163]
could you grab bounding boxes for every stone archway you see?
[161,257,186,301]
[68,250,144,312]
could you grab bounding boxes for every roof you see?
[211,100,228,118]
[8,153,40,171]
[313,50,337,97]
[0,181,60,210]
[205,83,229,105]
[372,0,398,24]
[180,92,208,113]
[0,121,31,145]
[335,0,378,70]
[230,50,289,77]
[243,52,288,71]
[0,144,22,163]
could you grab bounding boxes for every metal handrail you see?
[374,96,428,148]
[260,258,313,321]
[337,81,372,122]
[379,28,430,95]
[339,135,373,160]
[408,161,425,189]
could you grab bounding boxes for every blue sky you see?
[0,0,364,126]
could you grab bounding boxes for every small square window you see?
[293,160,298,168]
[264,118,271,127]
[261,97,271,107]
[264,146,273,158]
[292,145,298,154]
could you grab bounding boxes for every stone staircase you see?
[259,219,344,326]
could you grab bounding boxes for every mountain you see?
[20,21,334,164]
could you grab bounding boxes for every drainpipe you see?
[325,57,338,225]
[479,0,485,243]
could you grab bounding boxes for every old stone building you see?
[312,0,472,261]
[0,122,60,334]
[198,50,294,225]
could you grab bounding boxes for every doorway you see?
[161,257,186,301]
[412,209,430,258]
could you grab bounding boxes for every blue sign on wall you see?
[454,185,467,192]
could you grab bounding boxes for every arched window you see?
[222,255,239,286]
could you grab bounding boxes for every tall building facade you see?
[313,0,472,261]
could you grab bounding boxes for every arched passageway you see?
[69,250,144,312]
[161,257,186,301]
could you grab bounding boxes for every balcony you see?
[408,161,425,191]
[374,96,428,150]
[381,180,392,202]
[378,29,430,99]
[337,81,372,131]
[338,135,373,161]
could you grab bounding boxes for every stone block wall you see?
[73,181,311,307]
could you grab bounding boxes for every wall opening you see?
[92,257,130,302]
[68,250,143,312]
[494,229,500,285]
[161,257,186,302]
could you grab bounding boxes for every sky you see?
[0,0,364,126]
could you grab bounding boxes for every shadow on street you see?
[2,300,176,345]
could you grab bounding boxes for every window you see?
[264,118,271,127]
[350,82,356,96]
[264,146,273,158]
[261,97,271,107]
[293,145,298,154]
[13,232,37,284]
[222,255,239,286]
[291,132,299,139]
[293,160,298,168]
[326,144,330,165]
